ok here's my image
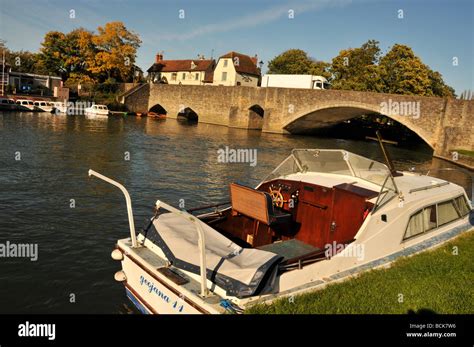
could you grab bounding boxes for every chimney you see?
[156,52,163,63]
[251,54,258,66]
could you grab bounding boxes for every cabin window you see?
[453,195,470,217]
[222,72,227,81]
[403,196,470,241]
[423,205,437,231]
[438,200,460,226]
[405,210,425,239]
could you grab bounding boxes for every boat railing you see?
[88,169,138,248]
[88,169,210,297]
[155,200,210,298]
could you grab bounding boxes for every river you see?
[0,112,471,313]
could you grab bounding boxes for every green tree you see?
[267,49,330,78]
[379,44,435,96]
[330,40,383,91]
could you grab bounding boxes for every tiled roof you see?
[219,52,260,76]
[147,59,214,73]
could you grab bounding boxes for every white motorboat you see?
[0,98,17,111]
[85,104,109,117]
[52,101,68,114]
[34,101,55,113]
[88,138,472,314]
[15,99,37,111]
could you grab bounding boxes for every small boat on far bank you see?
[34,101,55,113]
[147,111,166,120]
[52,102,68,114]
[85,104,109,117]
[0,98,17,111]
[15,99,37,111]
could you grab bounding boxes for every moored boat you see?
[34,101,55,113]
[85,104,109,117]
[147,111,166,120]
[0,97,17,111]
[52,101,68,114]
[15,99,37,111]
[88,138,473,314]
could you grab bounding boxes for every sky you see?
[0,0,472,94]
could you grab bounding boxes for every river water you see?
[0,112,472,313]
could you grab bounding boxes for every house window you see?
[223,59,228,67]
[222,72,227,81]
[182,73,186,80]
[171,73,177,81]
[195,73,199,80]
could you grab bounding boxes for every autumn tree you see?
[87,22,141,83]
[38,22,141,83]
[267,49,330,79]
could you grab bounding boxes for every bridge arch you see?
[149,103,167,115]
[178,107,198,122]
[282,101,435,149]
[248,104,265,130]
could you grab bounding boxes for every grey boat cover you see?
[143,213,282,298]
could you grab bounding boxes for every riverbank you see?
[247,228,474,314]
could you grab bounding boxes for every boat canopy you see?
[143,212,283,298]
[262,149,399,211]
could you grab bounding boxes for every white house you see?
[213,52,261,87]
[147,53,215,85]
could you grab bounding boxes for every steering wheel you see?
[268,187,287,208]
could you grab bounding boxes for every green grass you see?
[453,149,474,158]
[247,230,474,314]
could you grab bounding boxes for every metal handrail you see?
[155,200,209,297]
[88,170,138,248]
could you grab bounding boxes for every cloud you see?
[155,0,351,41]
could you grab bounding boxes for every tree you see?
[87,22,141,82]
[39,28,96,81]
[267,49,330,78]
[379,44,435,96]
[330,40,383,91]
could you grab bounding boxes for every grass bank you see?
[247,230,474,314]
[453,149,474,158]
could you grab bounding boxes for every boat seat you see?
[229,183,292,227]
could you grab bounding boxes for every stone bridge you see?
[122,83,473,165]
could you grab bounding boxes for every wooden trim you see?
[118,246,210,314]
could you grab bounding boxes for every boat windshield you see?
[261,149,398,210]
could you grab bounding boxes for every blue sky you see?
[1,0,472,94]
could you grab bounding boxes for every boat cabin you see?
[193,150,397,268]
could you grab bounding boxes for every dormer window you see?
[191,61,197,69]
